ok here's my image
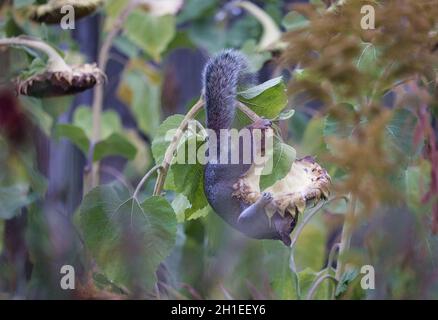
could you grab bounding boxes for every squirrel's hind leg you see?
[238,192,296,246]
[237,192,273,224]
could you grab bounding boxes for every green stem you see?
[88,0,139,189]
[133,164,161,200]
[237,102,262,122]
[335,195,357,280]
[306,274,338,300]
[327,242,340,272]
[153,98,204,196]
[0,37,70,72]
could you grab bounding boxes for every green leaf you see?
[165,31,196,53]
[323,103,356,137]
[264,241,298,299]
[385,108,418,157]
[324,106,418,159]
[238,77,288,119]
[239,77,283,100]
[274,109,295,121]
[73,106,122,141]
[3,13,24,37]
[151,114,184,164]
[335,268,359,297]
[104,0,130,22]
[289,110,309,142]
[55,113,136,161]
[54,124,90,154]
[294,222,327,271]
[92,272,126,294]
[356,43,382,80]
[177,0,216,24]
[79,184,177,291]
[187,205,210,221]
[94,133,137,161]
[297,268,330,300]
[323,103,360,154]
[404,161,431,212]
[171,194,191,223]
[124,10,176,61]
[39,96,74,119]
[19,57,47,79]
[260,138,296,190]
[272,271,298,300]
[19,97,53,136]
[171,161,209,220]
[168,136,210,219]
[120,70,161,137]
[0,184,37,219]
[113,35,140,59]
[264,242,330,300]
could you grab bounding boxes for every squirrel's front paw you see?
[251,118,272,130]
[237,192,273,224]
[260,192,273,205]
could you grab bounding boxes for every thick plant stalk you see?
[306,243,340,300]
[289,196,345,300]
[0,37,70,72]
[237,101,262,122]
[335,195,357,280]
[306,274,337,300]
[88,0,139,189]
[153,98,205,196]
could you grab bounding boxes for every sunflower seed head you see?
[233,156,331,219]
[16,63,106,97]
[29,0,104,24]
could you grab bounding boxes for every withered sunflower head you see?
[17,63,105,97]
[233,155,331,220]
[30,0,104,24]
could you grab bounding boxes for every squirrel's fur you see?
[203,49,251,132]
[202,50,296,245]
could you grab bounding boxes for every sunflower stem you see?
[306,274,338,300]
[335,195,357,280]
[88,0,139,189]
[153,98,204,196]
[0,37,70,72]
[237,102,262,122]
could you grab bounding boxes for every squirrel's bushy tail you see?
[202,49,250,131]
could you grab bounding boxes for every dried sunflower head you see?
[30,0,104,24]
[17,63,105,97]
[233,155,331,220]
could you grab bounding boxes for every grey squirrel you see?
[202,50,297,245]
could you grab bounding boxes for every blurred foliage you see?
[0,0,437,300]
